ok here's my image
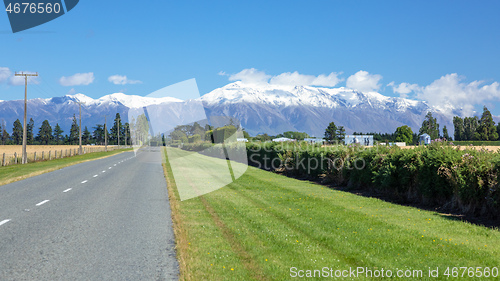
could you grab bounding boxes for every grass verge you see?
[0,148,132,186]
[163,147,500,280]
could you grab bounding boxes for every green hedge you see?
[452,141,500,146]
[245,142,500,217]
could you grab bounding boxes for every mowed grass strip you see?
[164,148,500,281]
[0,148,132,186]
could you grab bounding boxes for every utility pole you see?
[15,72,38,164]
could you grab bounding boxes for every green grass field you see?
[164,147,500,280]
[0,148,132,186]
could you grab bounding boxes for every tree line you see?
[323,106,500,144]
[0,113,132,146]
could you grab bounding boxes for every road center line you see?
[93,175,98,177]
[108,167,112,169]
[36,200,50,206]
[81,180,88,184]
[63,188,72,193]
[0,219,11,226]
[102,170,106,173]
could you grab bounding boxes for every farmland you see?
[164,147,500,280]
[0,145,118,166]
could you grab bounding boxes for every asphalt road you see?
[0,148,179,280]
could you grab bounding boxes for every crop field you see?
[164,147,500,280]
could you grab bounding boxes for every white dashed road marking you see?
[0,219,11,226]
[93,175,98,178]
[63,188,72,193]
[36,200,50,206]
[81,180,88,184]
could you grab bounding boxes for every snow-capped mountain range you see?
[0,82,455,137]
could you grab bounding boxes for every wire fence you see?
[0,146,122,167]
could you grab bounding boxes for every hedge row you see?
[245,141,500,218]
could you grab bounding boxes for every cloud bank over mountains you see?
[221,68,500,116]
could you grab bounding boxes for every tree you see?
[324,122,338,143]
[0,120,10,145]
[336,126,345,143]
[110,113,122,145]
[453,116,464,141]
[497,123,500,141]
[463,116,479,141]
[27,118,34,145]
[12,119,23,145]
[53,123,64,144]
[69,114,79,145]
[93,124,106,145]
[282,131,309,140]
[475,106,498,141]
[82,126,91,144]
[36,120,53,145]
[419,112,439,140]
[394,125,413,144]
[442,125,450,141]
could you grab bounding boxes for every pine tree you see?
[37,120,53,145]
[475,106,498,141]
[53,123,64,144]
[82,126,91,145]
[110,113,122,145]
[12,119,23,145]
[336,126,346,143]
[324,122,338,143]
[69,114,79,145]
[27,118,34,145]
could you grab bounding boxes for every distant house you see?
[303,138,324,144]
[272,137,295,142]
[237,138,248,142]
[344,135,374,146]
[419,134,431,145]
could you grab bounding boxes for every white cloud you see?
[415,73,500,116]
[387,81,420,98]
[346,70,383,92]
[0,67,11,83]
[108,75,142,85]
[226,68,343,87]
[59,72,95,86]
[228,68,271,85]
[270,71,343,87]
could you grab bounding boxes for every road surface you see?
[0,148,179,280]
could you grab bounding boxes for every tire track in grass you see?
[183,175,269,281]
[221,174,363,268]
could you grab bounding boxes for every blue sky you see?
[1,0,500,115]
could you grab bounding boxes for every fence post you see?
[14,152,17,164]
[42,151,44,161]
[49,151,52,160]
[34,152,37,162]
[61,150,63,158]
[2,153,5,166]
[65,149,67,157]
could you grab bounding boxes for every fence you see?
[0,146,122,167]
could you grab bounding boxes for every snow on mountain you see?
[0,82,456,137]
